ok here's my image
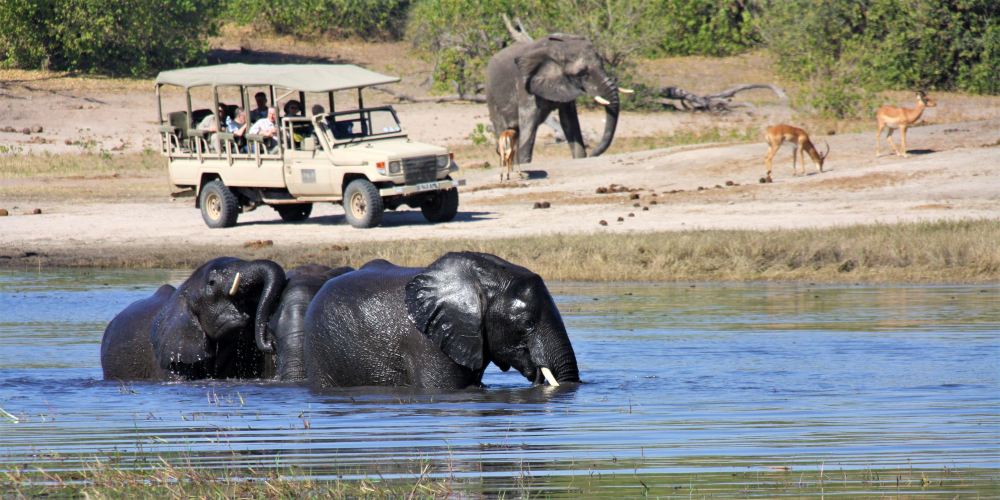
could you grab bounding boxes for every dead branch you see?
[372,86,486,104]
[657,83,788,113]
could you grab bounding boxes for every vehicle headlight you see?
[436,155,449,168]
[388,161,401,174]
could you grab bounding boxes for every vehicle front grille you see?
[402,156,438,185]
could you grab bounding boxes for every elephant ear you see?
[515,45,584,103]
[149,294,212,372]
[405,258,485,371]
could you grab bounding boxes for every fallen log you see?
[657,84,788,112]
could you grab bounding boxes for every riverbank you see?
[3,219,998,283]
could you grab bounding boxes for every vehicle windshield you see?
[323,107,402,141]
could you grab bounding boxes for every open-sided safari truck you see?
[155,64,463,228]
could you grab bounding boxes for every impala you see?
[876,91,936,158]
[763,124,829,182]
[497,128,518,181]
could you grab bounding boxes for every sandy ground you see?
[1,66,998,260]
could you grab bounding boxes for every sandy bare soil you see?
[2,42,999,262]
[2,98,997,259]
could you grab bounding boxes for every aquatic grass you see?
[3,458,997,498]
[6,219,998,283]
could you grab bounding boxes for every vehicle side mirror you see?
[302,137,315,151]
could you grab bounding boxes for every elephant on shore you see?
[100,257,286,380]
[486,34,621,164]
[266,263,354,381]
[303,252,580,390]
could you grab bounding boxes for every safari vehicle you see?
[155,64,463,228]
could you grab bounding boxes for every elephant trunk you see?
[588,74,619,157]
[240,260,287,353]
[534,307,581,384]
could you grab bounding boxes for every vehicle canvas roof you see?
[155,63,400,92]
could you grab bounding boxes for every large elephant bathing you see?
[99,252,580,390]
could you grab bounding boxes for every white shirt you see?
[249,118,276,135]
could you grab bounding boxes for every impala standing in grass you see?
[876,91,936,158]
[763,124,829,182]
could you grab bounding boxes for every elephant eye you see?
[207,279,216,287]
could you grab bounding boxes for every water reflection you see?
[0,270,998,489]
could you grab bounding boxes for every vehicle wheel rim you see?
[206,193,221,221]
[350,192,366,218]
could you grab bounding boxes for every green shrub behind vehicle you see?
[224,0,411,40]
[0,0,219,76]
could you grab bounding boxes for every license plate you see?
[415,181,439,191]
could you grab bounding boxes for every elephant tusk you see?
[540,367,560,387]
[618,87,635,94]
[229,272,241,296]
[593,96,611,106]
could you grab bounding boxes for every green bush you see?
[0,0,219,76]
[650,0,760,57]
[760,0,999,116]
[224,0,410,40]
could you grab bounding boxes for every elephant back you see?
[303,261,422,388]
[100,284,175,380]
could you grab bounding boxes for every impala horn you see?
[540,367,560,387]
[229,272,241,296]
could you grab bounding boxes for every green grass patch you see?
[0,150,163,179]
[8,219,999,283]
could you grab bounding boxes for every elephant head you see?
[405,252,580,386]
[150,257,286,378]
[268,264,354,381]
[514,34,620,157]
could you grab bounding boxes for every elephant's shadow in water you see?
[519,169,548,180]
[240,210,495,228]
[311,383,581,418]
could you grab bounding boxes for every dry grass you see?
[0,151,167,201]
[5,219,998,283]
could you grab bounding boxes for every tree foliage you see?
[760,0,999,116]
[651,0,761,57]
[0,0,219,76]
[224,0,411,40]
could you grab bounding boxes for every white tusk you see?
[540,367,560,387]
[593,95,611,106]
[228,272,241,296]
[618,87,635,94]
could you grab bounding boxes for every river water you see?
[1,269,998,494]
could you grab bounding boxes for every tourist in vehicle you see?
[197,103,227,151]
[284,100,303,117]
[250,92,269,123]
[249,107,279,152]
[226,108,249,152]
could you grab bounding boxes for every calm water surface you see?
[1,269,998,492]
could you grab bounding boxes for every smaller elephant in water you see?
[101,257,286,380]
[304,252,580,389]
[266,263,354,381]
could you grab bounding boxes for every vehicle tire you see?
[200,179,239,228]
[343,179,383,228]
[275,203,312,222]
[421,187,459,223]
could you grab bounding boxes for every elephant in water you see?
[486,34,622,164]
[100,257,286,380]
[266,263,354,381]
[303,252,581,389]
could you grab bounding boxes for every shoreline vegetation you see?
[3,219,998,284]
[2,459,997,497]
